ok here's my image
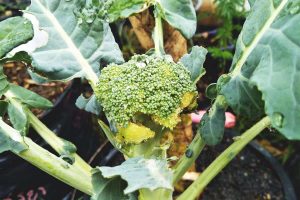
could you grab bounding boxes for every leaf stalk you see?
[172,133,205,185]
[27,111,92,174]
[154,9,164,56]
[177,116,271,200]
[0,120,93,195]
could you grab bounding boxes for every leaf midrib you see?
[231,0,288,77]
[33,0,99,86]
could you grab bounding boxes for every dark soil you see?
[195,133,284,200]
[0,0,30,20]
[286,146,300,199]
[3,62,68,117]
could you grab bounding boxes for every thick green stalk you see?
[177,116,271,200]
[172,133,206,185]
[0,120,92,195]
[154,10,164,56]
[19,137,93,195]
[27,111,92,174]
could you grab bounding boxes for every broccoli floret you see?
[96,55,197,129]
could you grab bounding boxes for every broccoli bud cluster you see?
[96,55,197,129]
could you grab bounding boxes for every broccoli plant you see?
[0,0,300,199]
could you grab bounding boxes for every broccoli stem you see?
[19,138,93,195]
[154,7,164,56]
[172,133,206,185]
[177,116,271,200]
[172,95,227,185]
[0,120,93,195]
[4,91,92,175]
[27,111,92,174]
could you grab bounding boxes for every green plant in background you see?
[0,0,300,200]
[208,0,247,67]
[213,0,245,46]
[0,5,5,12]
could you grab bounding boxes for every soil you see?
[3,62,68,117]
[189,133,283,200]
[287,153,300,199]
[0,0,30,20]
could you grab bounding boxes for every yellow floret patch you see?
[152,108,181,129]
[181,92,198,110]
[152,92,197,129]
[117,123,155,144]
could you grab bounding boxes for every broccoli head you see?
[96,55,197,131]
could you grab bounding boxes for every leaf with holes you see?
[7,84,53,109]
[7,99,28,135]
[27,0,124,84]
[99,157,173,194]
[0,118,28,154]
[0,17,34,58]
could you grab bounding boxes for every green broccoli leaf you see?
[91,168,128,200]
[199,96,226,146]
[98,157,173,194]
[179,46,207,84]
[0,64,9,97]
[107,0,149,22]
[220,0,286,119]
[76,94,102,116]
[220,0,300,139]
[0,118,28,154]
[250,14,300,140]
[157,0,197,39]
[220,75,264,120]
[248,0,256,7]
[1,51,32,65]
[28,0,124,82]
[7,84,53,109]
[0,17,34,59]
[7,99,28,135]
[0,53,51,136]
